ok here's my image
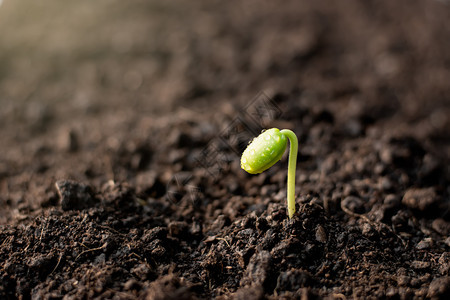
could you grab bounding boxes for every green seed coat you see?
[240,128,287,174]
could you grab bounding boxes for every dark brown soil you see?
[1,0,449,299]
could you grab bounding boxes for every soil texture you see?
[0,0,449,299]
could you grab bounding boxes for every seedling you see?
[241,128,298,218]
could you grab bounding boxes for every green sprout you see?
[241,128,298,218]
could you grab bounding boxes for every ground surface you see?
[0,0,449,299]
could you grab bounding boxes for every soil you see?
[0,0,449,299]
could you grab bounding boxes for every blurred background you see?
[1,0,449,134]
[0,0,449,221]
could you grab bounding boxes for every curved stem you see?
[280,129,298,219]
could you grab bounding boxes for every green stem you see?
[280,129,298,219]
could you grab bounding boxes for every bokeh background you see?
[1,0,449,130]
